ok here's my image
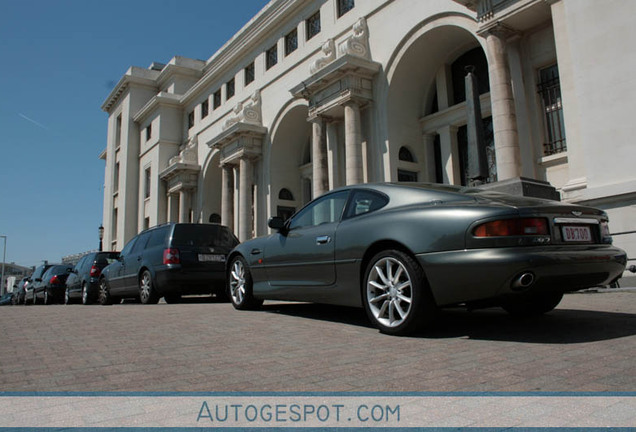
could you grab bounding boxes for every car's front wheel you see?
[502,292,564,317]
[139,270,159,304]
[363,250,436,336]
[228,256,263,310]
[98,279,112,305]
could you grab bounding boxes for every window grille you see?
[538,64,567,156]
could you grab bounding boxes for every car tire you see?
[228,256,263,310]
[98,279,112,306]
[502,292,564,317]
[163,294,181,304]
[32,292,38,305]
[139,270,159,305]
[43,290,51,305]
[363,249,436,336]
[82,283,91,305]
[64,289,71,305]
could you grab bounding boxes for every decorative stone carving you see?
[339,18,370,59]
[310,39,336,74]
[169,135,198,166]
[222,91,262,130]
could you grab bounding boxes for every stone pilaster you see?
[221,164,234,230]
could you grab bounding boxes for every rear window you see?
[48,265,72,274]
[95,252,120,266]
[171,224,239,248]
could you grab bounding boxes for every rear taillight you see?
[163,248,180,264]
[90,264,101,277]
[473,218,549,237]
[50,275,61,285]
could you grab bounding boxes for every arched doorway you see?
[387,19,494,186]
[201,151,222,224]
[269,104,312,220]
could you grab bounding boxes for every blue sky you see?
[0,0,269,268]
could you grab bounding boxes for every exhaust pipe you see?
[511,272,535,290]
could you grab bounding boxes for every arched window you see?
[279,188,294,201]
[398,146,415,162]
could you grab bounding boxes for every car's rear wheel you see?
[43,290,50,305]
[32,292,38,305]
[82,283,91,305]
[363,250,436,336]
[64,289,71,305]
[98,279,112,305]
[502,292,564,317]
[228,256,263,310]
[139,270,159,305]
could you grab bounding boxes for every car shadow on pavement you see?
[420,307,636,344]
[259,302,636,344]
[261,303,374,329]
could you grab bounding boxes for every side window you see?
[131,232,151,254]
[147,226,170,249]
[289,191,349,230]
[344,190,389,219]
[76,256,86,272]
[119,237,137,258]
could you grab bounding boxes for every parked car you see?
[11,277,29,305]
[0,292,12,306]
[65,251,120,305]
[33,264,74,304]
[98,223,239,305]
[227,183,627,335]
[25,264,53,305]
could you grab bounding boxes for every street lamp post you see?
[98,225,104,252]
[0,235,6,296]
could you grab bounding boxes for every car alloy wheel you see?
[364,250,436,335]
[82,283,90,305]
[98,279,112,306]
[64,289,70,305]
[139,270,159,304]
[43,290,50,305]
[228,256,262,310]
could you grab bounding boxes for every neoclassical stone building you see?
[101,0,636,262]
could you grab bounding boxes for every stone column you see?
[179,189,191,223]
[311,116,329,198]
[422,133,438,183]
[437,125,460,185]
[167,193,179,223]
[485,26,521,180]
[326,121,339,189]
[344,101,363,185]
[238,157,253,242]
[221,164,234,230]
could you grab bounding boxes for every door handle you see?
[251,248,262,255]
[137,256,142,261]
[316,235,331,245]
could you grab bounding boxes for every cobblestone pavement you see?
[1,290,635,392]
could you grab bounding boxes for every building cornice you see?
[181,0,307,105]
[101,67,159,112]
[133,92,182,123]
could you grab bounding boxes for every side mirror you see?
[268,217,286,232]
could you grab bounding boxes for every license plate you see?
[562,226,592,242]
[198,254,226,262]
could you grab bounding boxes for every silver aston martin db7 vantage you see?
[227,183,627,335]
